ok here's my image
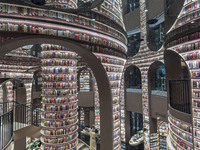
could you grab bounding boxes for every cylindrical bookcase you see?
[41,44,78,150]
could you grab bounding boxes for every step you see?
[77,143,85,150]
[80,146,90,150]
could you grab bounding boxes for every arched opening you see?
[148,61,166,96]
[125,65,141,90]
[0,79,27,113]
[146,0,165,51]
[124,65,143,149]
[127,31,141,57]
[77,67,94,92]
[158,121,168,150]
[0,80,14,115]
[164,0,185,34]
[77,67,95,132]
[0,35,114,150]
[164,50,191,115]
[148,61,167,148]
[0,78,29,149]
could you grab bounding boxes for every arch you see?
[164,0,185,34]
[0,78,26,114]
[77,67,94,92]
[148,60,166,92]
[0,78,24,86]
[164,50,191,115]
[124,65,141,89]
[124,65,143,144]
[158,121,168,146]
[148,61,168,134]
[0,35,114,150]
[146,0,165,51]
[77,67,95,129]
[127,32,141,57]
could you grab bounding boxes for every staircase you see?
[0,102,41,150]
[77,139,90,150]
[1,102,91,150]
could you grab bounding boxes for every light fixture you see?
[144,9,148,12]
[157,117,161,120]
[147,18,158,24]
[191,21,195,23]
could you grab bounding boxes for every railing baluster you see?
[0,101,42,149]
[169,80,191,114]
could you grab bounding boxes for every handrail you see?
[169,79,191,114]
[0,110,13,150]
[0,102,42,149]
[0,109,13,117]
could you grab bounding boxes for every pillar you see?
[41,44,78,149]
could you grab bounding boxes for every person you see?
[89,125,99,150]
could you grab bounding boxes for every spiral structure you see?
[165,0,200,149]
[0,0,126,148]
[41,44,78,150]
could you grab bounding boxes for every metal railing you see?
[32,104,42,127]
[0,110,13,149]
[0,102,41,149]
[169,80,191,114]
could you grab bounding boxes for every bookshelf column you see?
[139,0,151,149]
[41,44,78,150]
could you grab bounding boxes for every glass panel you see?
[127,32,140,57]
[155,64,166,91]
[128,66,141,89]
[149,22,164,51]
[130,112,143,136]
[127,0,140,13]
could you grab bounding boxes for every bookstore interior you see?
[0,0,199,150]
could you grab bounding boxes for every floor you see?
[78,132,144,150]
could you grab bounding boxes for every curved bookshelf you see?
[41,44,78,149]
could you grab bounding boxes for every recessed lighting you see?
[191,21,195,23]
[92,19,95,21]
[144,9,148,12]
